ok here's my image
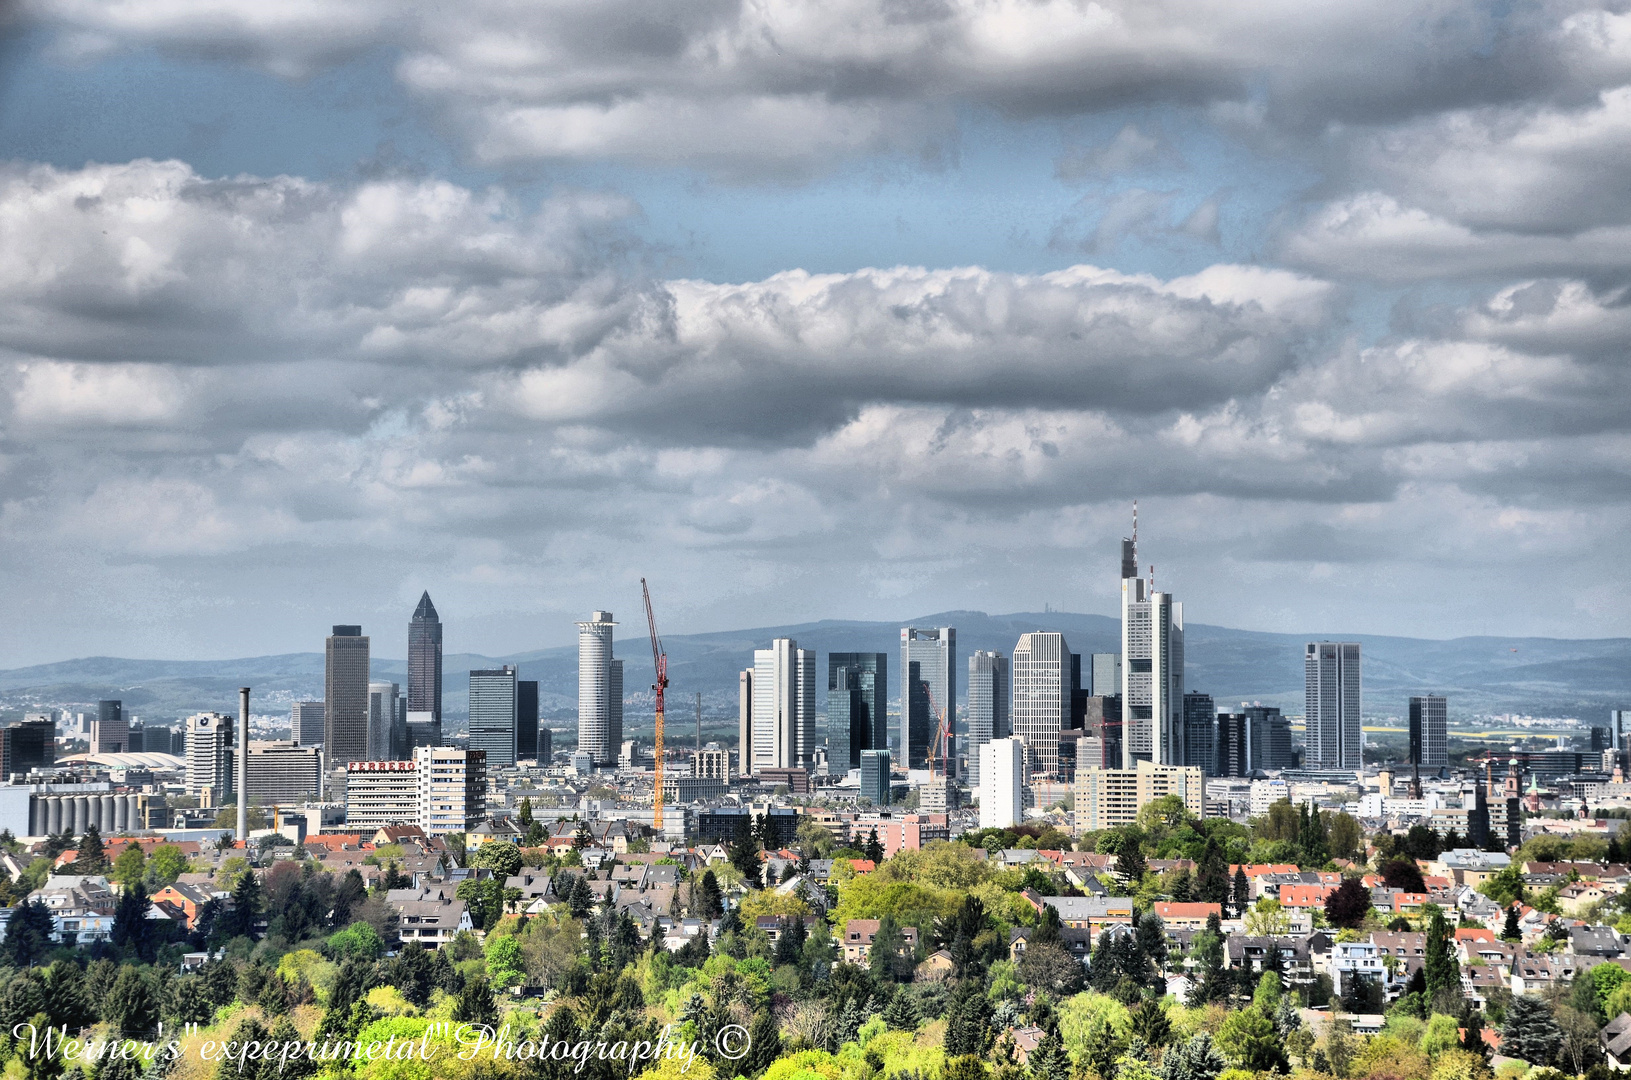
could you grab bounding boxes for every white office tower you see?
[577,612,624,767]
[1120,533,1185,767]
[980,737,1024,830]
[185,712,234,804]
[752,638,816,771]
[1012,633,1071,778]
[966,651,1010,787]
[367,682,399,761]
[1306,642,1362,769]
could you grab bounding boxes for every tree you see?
[864,828,885,864]
[471,841,524,879]
[1501,905,1522,942]
[2,900,56,967]
[1298,802,1330,866]
[1195,838,1229,904]
[745,1008,781,1076]
[1328,812,1363,861]
[869,915,916,982]
[1325,877,1372,928]
[943,1058,990,1080]
[72,824,107,872]
[1028,1028,1070,1080]
[1402,824,1443,860]
[1128,997,1173,1048]
[1022,940,1086,997]
[1423,906,1461,1003]
[1231,868,1250,916]
[729,815,763,888]
[105,966,157,1038]
[1162,1033,1226,1080]
[1216,1006,1287,1072]
[1136,910,1168,977]
[144,843,190,888]
[329,921,385,959]
[1556,1003,1603,1075]
[696,869,725,919]
[112,880,156,959]
[1380,858,1427,893]
[1501,994,1561,1066]
[110,842,145,886]
[451,973,497,1025]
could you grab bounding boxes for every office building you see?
[536,725,553,762]
[92,700,128,755]
[517,680,540,760]
[1306,642,1362,770]
[127,723,144,753]
[1182,692,1216,776]
[1079,695,1123,769]
[1612,710,1631,771]
[367,682,399,762]
[860,749,892,806]
[1217,712,1248,777]
[900,628,955,772]
[1012,631,1072,778]
[291,701,324,747]
[828,652,887,774]
[185,712,235,804]
[2,719,54,780]
[1073,760,1204,833]
[577,611,623,767]
[468,666,518,768]
[737,669,753,775]
[139,724,171,757]
[325,625,371,767]
[1090,653,1122,697]
[405,712,440,751]
[752,638,816,772]
[1246,705,1295,770]
[966,650,1010,787]
[245,742,323,804]
[408,591,442,725]
[1409,694,1448,770]
[415,746,486,835]
[1120,536,1185,767]
[979,736,1024,830]
[344,760,420,830]
[692,748,730,780]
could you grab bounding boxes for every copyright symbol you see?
[715,1025,750,1060]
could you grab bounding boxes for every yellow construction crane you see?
[641,578,668,832]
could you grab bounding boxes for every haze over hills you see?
[0,611,1627,732]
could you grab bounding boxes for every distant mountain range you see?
[2,611,1627,734]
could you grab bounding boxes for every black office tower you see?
[829,653,887,774]
[408,591,443,724]
[518,680,540,760]
[2,720,54,780]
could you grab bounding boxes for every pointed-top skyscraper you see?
[409,592,443,727]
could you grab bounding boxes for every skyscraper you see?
[900,627,956,772]
[1012,631,1072,778]
[752,638,816,772]
[1182,692,1216,776]
[469,666,518,768]
[1217,712,1248,777]
[1409,694,1448,770]
[980,736,1024,830]
[325,625,371,766]
[408,592,442,725]
[1090,654,1122,697]
[186,712,235,803]
[517,680,540,761]
[291,702,324,746]
[828,653,887,775]
[93,700,127,754]
[966,650,1010,787]
[1,719,54,780]
[1306,642,1362,769]
[738,668,753,776]
[577,612,623,767]
[367,682,399,761]
[1120,533,1185,767]
[1246,705,1294,770]
[860,749,892,806]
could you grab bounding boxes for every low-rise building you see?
[841,918,920,964]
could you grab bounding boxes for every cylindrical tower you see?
[72,795,89,836]
[576,612,619,767]
[238,688,251,843]
[47,796,63,835]
[99,794,115,833]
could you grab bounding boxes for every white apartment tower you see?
[577,612,624,767]
[751,638,816,772]
[1306,642,1363,769]
[1012,632,1071,778]
[1120,525,1185,768]
[979,736,1025,830]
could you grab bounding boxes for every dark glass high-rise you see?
[408,591,443,726]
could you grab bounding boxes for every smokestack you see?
[237,687,250,844]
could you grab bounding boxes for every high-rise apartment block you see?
[185,712,235,804]
[860,749,892,806]
[325,625,371,767]
[291,701,325,746]
[577,612,623,767]
[1306,642,1362,769]
[1073,760,1204,833]
[92,700,128,754]
[469,666,518,768]
[517,680,540,761]
[1120,537,1185,767]
[828,653,887,775]
[1012,632,1071,779]
[966,650,1010,787]
[1,720,54,781]
[415,746,486,835]
[979,736,1025,830]
[1182,692,1216,776]
[900,628,955,772]
[1409,694,1448,770]
[245,742,324,804]
[752,639,816,772]
[408,592,443,728]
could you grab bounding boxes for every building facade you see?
[752,638,815,772]
[1246,705,1294,770]
[828,652,887,775]
[860,749,892,806]
[407,592,442,727]
[737,668,753,775]
[344,759,419,830]
[367,682,399,762]
[1217,712,1248,777]
[517,680,540,761]
[577,612,623,767]
[1183,692,1216,776]
[1409,694,1448,770]
[185,712,234,804]
[1091,653,1122,697]
[92,700,128,755]
[325,625,371,767]
[979,737,1024,830]
[1012,632,1071,779]
[468,666,518,768]
[2,720,54,781]
[900,628,956,772]
[291,701,325,747]
[1306,642,1362,770]
[1073,760,1204,833]
[246,742,323,804]
[966,650,1010,788]
[1121,537,1185,767]
[414,746,486,835]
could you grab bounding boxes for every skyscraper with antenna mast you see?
[1120,503,1186,767]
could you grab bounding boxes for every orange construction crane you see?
[641,578,669,831]
[924,684,952,782]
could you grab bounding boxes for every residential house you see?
[387,886,472,948]
[1152,902,1222,930]
[1600,1012,1631,1070]
[842,919,919,965]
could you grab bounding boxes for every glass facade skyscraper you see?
[325,625,371,767]
[1182,692,1216,776]
[577,612,623,767]
[900,627,955,772]
[518,680,540,760]
[828,653,887,774]
[1306,642,1362,769]
[469,666,518,768]
[966,650,1009,787]
[408,592,443,727]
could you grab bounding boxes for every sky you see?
[3,0,1631,665]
